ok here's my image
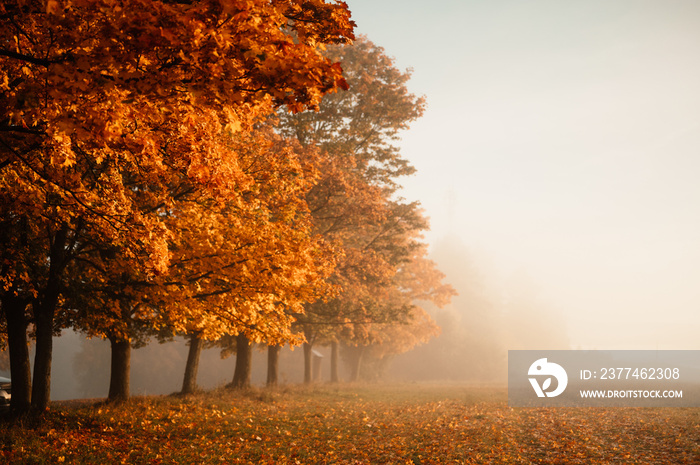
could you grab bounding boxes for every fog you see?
[388,234,569,384]
[347,0,700,351]
[46,333,330,400]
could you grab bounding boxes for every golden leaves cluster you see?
[1,0,354,345]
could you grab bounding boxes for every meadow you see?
[1,384,698,464]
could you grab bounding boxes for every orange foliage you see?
[64,123,338,350]
[280,37,438,353]
[159,124,338,346]
[1,0,354,275]
[0,0,355,409]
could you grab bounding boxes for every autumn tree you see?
[341,241,454,381]
[279,36,437,382]
[160,125,335,394]
[0,216,41,411]
[1,0,354,412]
[63,122,336,399]
[310,197,454,382]
[388,235,506,383]
[63,258,156,402]
[287,145,389,383]
[279,36,422,189]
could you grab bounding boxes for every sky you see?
[344,0,700,350]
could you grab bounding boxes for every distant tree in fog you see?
[279,37,450,382]
[389,236,570,383]
[388,236,506,382]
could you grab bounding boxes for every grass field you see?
[1,383,699,464]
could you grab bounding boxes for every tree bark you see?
[108,338,131,402]
[266,345,280,387]
[330,340,339,383]
[2,295,32,412]
[31,224,68,412]
[31,298,56,411]
[181,332,203,395]
[303,341,313,384]
[231,333,252,389]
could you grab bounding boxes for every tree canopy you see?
[1,0,355,411]
[0,4,453,412]
[279,37,453,382]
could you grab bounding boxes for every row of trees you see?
[0,0,453,414]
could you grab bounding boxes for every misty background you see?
[350,0,700,351]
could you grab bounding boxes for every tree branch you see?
[0,49,71,67]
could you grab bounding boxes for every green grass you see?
[0,383,698,464]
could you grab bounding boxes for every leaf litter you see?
[0,384,698,464]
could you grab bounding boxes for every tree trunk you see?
[108,338,131,402]
[32,299,56,411]
[231,333,252,389]
[266,345,280,387]
[348,345,365,382]
[2,295,31,412]
[181,332,203,395]
[330,340,339,383]
[31,225,68,412]
[303,341,313,384]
